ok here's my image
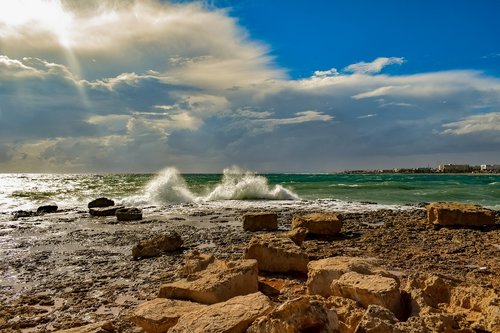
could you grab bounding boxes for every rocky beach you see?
[0,199,499,332]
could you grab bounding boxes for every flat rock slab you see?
[158,259,258,304]
[89,206,124,217]
[426,202,495,227]
[242,212,278,231]
[307,256,389,297]
[247,295,339,333]
[331,271,403,319]
[169,292,273,333]
[132,231,183,260]
[244,234,309,273]
[131,298,206,333]
[292,212,342,236]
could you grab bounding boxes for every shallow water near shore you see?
[1,167,499,212]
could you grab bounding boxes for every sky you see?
[0,0,499,173]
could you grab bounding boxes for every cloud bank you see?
[1,0,500,172]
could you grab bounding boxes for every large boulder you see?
[426,202,495,227]
[403,273,453,316]
[131,298,206,333]
[244,234,308,273]
[116,207,142,221]
[331,272,404,320]
[158,259,258,304]
[88,197,114,208]
[37,204,58,215]
[292,212,342,236]
[182,250,215,276]
[132,232,183,260]
[242,212,278,231]
[247,295,339,333]
[89,206,124,217]
[169,292,273,333]
[307,257,391,298]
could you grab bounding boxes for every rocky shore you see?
[0,201,499,332]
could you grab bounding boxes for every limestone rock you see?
[307,257,391,298]
[116,207,142,221]
[131,298,206,333]
[326,296,365,333]
[89,206,124,217]
[426,202,495,227]
[158,259,258,304]
[286,227,308,246]
[88,197,114,208]
[132,232,183,260]
[244,233,308,273]
[37,204,58,215]
[247,295,339,333]
[54,321,114,333]
[243,212,278,231]
[170,292,273,333]
[292,212,342,236]
[403,273,453,316]
[331,272,404,320]
[182,250,215,276]
[354,305,400,333]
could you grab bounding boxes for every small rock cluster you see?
[88,197,142,221]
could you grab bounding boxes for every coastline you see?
[0,201,498,332]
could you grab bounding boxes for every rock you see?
[182,250,215,276]
[326,296,365,333]
[36,204,58,215]
[89,206,124,217]
[88,197,114,208]
[244,233,309,273]
[54,321,114,333]
[307,257,391,298]
[158,259,258,304]
[116,207,142,221]
[131,298,206,333]
[132,232,183,260]
[243,212,278,231]
[247,295,339,333]
[286,227,308,246]
[403,273,453,316]
[292,212,342,236]
[12,210,35,219]
[169,292,273,333]
[426,202,495,227]
[354,305,400,333]
[331,272,404,320]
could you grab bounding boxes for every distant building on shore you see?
[480,164,500,172]
[438,164,472,173]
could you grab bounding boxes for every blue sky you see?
[0,0,499,172]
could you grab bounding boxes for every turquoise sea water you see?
[0,170,499,211]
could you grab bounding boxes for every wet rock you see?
[307,257,391,298]
[54,321,114,332]
[158,259,258,304]
[116,207,142,221]
[170,292,273,333]
[354,305,400,333]
[244,233,309,273]
[88,197,114,209]
[247,295,339,333]
[182,250,215,276]
[242,212,278,231]
[132,231,183,260]
[89,206,124,217]
[286,227,308,246]
[292,212,342,236]
[331,272,404,320]
[37,204,58,215]
[13,210,35,219]
[426,202,495,227]
[131,298,206,333]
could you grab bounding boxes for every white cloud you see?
[344,57,404,74]
[313,68,339,77]
[441,112,500,135]
[253,110,333,130]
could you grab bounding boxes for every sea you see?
[1,167,499,213]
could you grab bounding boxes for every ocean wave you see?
[134,166,300,204]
